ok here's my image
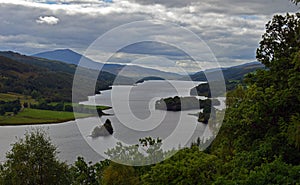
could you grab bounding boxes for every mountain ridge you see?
[32,49,182,80]
[188,61,265,82]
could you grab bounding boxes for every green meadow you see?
[0,108,91,125]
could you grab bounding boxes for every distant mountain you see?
[189,62,266,97]
[32,49,182,80]
[188,62,265,82]
[102,63,182,80]
[33,49,83,65]
[32,49,101,69]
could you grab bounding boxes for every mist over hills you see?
[32,49,182,80]
[33,49,265,82]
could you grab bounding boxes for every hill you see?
[0,52,132,102]
[0,55,73,102]
[33,49,88,65]
[32,49,182,80]
[188,62,265,81]
[1,51,77,74]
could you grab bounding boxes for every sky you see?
[0,0,298,73]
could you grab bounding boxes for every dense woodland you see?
[0,7,300,185]
[0,53,121,102]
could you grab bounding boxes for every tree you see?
[256,13,300,72]
[70,157,110,185]
[141,147,221,185]
[210,12,300,183]
[70,157,99,185]
[64,104,73,112]
[105,137,164,166]
[102,162,140,185]
[244,157,300,185]
[0,129,70,185]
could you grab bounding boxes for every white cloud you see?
[36,15,59,25]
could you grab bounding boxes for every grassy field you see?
[0,108,92,125]
[0,93,37,104]
[0,93,110,125]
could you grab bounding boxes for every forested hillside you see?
[0,53,132,102]
[0,55,73,102]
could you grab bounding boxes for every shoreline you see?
[0,115,92,126]
[0,106,111,127]
[0,113,113,127]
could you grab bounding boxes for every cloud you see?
[0,0,298,72]
[36,15,59,25]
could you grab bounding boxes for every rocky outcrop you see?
[91,119,113,138]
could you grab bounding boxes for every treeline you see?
[155,96,220,124]
[155,96,220,111]
[30,101,73,112]
[0,100,21,115]
[29,101,106,116]
[155,96,200,111]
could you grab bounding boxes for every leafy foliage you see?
[105,137,165,166]
[70,157,110,185]
[102,162,140,185]
[0,129,70,185]
[256,13,300,70]
[0,99,21,115]
[141,147,221,185]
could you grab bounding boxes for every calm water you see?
[0,80,224,164]
[0,120,103,164]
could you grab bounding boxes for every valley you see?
[0,49,263,125]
